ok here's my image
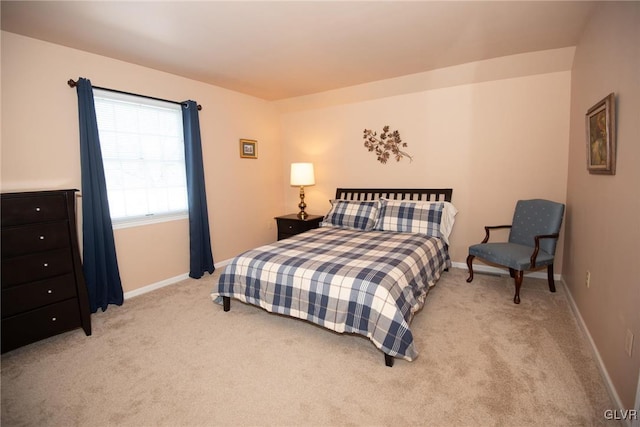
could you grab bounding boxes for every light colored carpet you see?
[1,267,615,426]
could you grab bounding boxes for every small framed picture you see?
[586,93,616,175]
[240,139,257,159]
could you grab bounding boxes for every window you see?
[93,89,188,227]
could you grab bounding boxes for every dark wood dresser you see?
[275,214,323,240]
[1,189,91,353]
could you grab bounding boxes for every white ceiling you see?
[1,1,596,101]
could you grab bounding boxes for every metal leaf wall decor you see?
[363,126,412,164]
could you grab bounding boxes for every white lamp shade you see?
[290,163,315,186]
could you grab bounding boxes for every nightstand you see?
[275,214,324,240]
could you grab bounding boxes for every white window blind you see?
[93,89,188,226]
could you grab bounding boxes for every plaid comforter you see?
[212,227,450,361]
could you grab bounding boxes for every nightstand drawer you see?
[1,248,73,288]
[1,193,68,227]
[278,218,312,235]
[1,221,71,258]
[1,299,81,352]
[275,214,324,241]
[2,274,77,318]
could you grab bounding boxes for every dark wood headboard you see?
[335,188,452,202]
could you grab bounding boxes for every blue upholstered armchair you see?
[466,199,565,304]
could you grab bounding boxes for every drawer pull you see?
[51,317,57,322]
[288,225,293,229]
[43,263,49,267]
[47,289,53,294]
[39,235,45,240]
[35,207,41,212]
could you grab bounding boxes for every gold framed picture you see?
[586,93,616,175]
[240,139,257,159]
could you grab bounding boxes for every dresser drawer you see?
[1,248,73,288]
[2,274,77,318]
[1,299,81,353]
[0,190,90,352]
[1,193,68,226]
[1,221,71,258]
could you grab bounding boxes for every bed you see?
[212,188,455,367]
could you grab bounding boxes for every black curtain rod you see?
[67,79,202,111]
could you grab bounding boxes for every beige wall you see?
[564,2,640,409]
[278,63,571,268]
[1,32,284,293]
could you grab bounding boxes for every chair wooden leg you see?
[466,255,475,283]
[513,270,523,304]
[509,268,516,278]
[547,264,556,293]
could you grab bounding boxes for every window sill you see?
[112,212,188,230]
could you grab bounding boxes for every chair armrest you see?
[482,225,512,243]
[530,233,560,268]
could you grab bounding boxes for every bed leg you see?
[223,296,230,312]
[384,353,394,367]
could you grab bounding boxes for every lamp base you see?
[297,186,307,220]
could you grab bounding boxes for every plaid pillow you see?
[320,199,380,231]
[374,199,444,238]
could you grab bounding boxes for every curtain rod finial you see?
[67,79,77,88]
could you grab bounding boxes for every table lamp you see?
[290,163,315,219]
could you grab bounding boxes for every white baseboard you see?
[122,259,232,300]
[123,273,190,299]
[561,277,630,426]
[215,258,231,268]
[450,261,561,281]
[634,372,640,427]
